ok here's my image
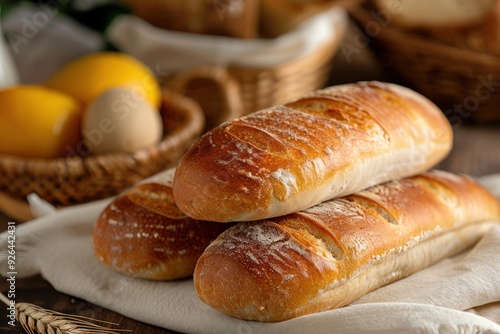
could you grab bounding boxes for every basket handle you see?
[0,191,33,221]
[167,65,244,130]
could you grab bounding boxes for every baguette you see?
[92,168,231,281]
[194,170,500,321]
[173,81,452,222]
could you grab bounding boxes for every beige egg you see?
[82,87,163,155]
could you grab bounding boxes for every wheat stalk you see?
[0,292,130,334]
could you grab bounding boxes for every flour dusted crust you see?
[193,171,500,321]
[173,81,453,222]
[92,168,230,281]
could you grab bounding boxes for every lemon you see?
[45,52,161,110]
[0,85,81,159]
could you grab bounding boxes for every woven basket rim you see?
[350,6,500,66]
[0,88,204,174]
[349,5,500,122]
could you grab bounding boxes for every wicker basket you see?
[168,66,245,131]
[164,11,348,122]
[350,5,500,122]
[0,89,204,220]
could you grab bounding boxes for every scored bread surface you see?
[173,81,453,222]
[193,170,500,321]
[92,168,230,280]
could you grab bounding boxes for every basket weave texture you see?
[165,13,348,122]
[0,90,204,208]
[350,6,500,122]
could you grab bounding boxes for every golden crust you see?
[92,172,231,281]
[173,81,453,222]
[193,171,500,321]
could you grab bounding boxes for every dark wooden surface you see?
[0,275,178,334]
[1,27,500,334]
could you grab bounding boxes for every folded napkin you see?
[1,175,500,334]
[107,7,347,73]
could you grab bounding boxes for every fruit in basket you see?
[0,85,81,159]
[82,87,163,154]
[45,52,162,109]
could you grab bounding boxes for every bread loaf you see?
[173,81,453,222]
[194,170,500,321]
[260,0,352,37]
[373,0,496,28]
[92,168,231,280]
[423,2,500,56]
[373,0,500,56]
[123,0,259,38]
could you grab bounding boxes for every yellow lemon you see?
[45,52,161,110]
[0,85,81,159]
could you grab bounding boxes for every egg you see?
[82,87,163,155]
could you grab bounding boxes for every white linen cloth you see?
[107,7,347,74]
[1,175,500,334]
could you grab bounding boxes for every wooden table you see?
[1,32,500,333]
